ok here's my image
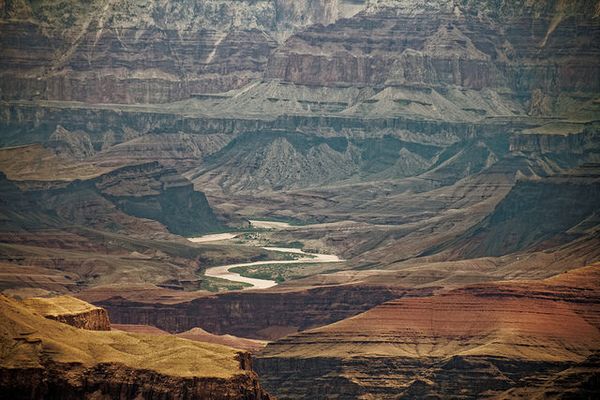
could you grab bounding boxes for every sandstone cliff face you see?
[46,308,110,331]
[0,24,276,103]
[4,161,222,236]
[0,0,346,103]
[2,0,598,110]
[91,285,424,340]
[509,123,600,155]
[92,162,221,236]
[0,295,273,400]
[0,160,221,239]
[1,362,272,400]
[267,0,600,98]
[254,265,600,399]
[113,324,268,353]
[23,295,111,331]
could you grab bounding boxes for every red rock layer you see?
[112,324,268,353]
[255,265,600,398]
[46,308,111,331]
[22,296,111,331]
[91,285,427,340]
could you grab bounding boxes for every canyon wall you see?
[92,162,221,235]
[254,266,600,399]
[23,296,111,331]
[0,162,221,236]
[436,163,600,258]
[1,361,272,400]
[0,294,274,400]
[267,0,600,96]
[92,285,427,339]
[2,0,598,110]
[0,0,344,103]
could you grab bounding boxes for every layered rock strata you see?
[254,265,600,399]
[89,285,427,340]
[0,295,273,400]
[23,295,111,331]
[113,324,268,353]
[0,0,345,103]
[434,163,600,258]
[0,161,221,236]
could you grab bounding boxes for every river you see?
[204,247,343,289]
[188,224,343,289]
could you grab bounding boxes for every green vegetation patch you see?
[229,263,341,283]
[197,276,252,292]
[269,241,305,249]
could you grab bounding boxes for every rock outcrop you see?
[23,295,111,331]
[267,0,600,97]
[92,162,221,236]
[0,162,221,236]
[434,163,600,258]
[254,265,600,399]
[0,0,349,104]
[89,285,425,340]
[113,324,268,353]
[0,294,273,400]
[47,125,95,159]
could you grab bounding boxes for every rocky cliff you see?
[89,284,425,340]
[254,265,600,399]
[113,324,268,353]
[1,0,597,114]
[0,161,221,236]
[92,162,221,235]
[434,163,600,258]
[267,0,600,97]
[0,294,273,400]
[0,0,347,103]
[23,295,111,331]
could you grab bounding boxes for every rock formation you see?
[113,324,268,353]
[0,0,349,103]
[88,285,423,339]
[1,0,599,398]
[254,265,600,399]
[434,163,600,258]
[0,161,221,236]
[92,162,221,235]
[0,294,273,400]
[23,295,111,331]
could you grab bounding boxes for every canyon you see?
[1,0,599,398]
